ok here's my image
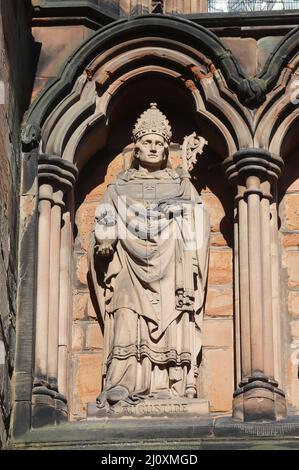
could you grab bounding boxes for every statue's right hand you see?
[95,242,115,258]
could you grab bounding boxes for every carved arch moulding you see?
[13,15,299,440]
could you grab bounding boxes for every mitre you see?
[132,102,172,143]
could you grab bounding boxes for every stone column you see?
[34,183,53,386]
[224,148,287,422]
[32,155,77,427]
[58,199,72,399]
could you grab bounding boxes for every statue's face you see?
[134,133,168,170]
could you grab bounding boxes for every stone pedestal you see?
[87,398,210,419]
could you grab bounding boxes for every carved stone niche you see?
[15,15,297,438]
[70,79,229,421]
[17,21,240,430]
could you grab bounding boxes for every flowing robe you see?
[90,167,210,403]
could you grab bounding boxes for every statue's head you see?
[131,103,172,171]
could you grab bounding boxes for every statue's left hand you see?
[95,241,115,258]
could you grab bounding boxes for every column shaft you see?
[233,202,241,387]
[238,196,251,379]
[35,184,52,382]
[246,176,264,374]
[47,191,63,389]
[260,187,275,380]
[58,209,72,398]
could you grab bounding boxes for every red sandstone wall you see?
[279,159,299,412]
[0,0,33,448]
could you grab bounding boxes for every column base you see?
[32,385,68,427]
[233,380,287,422]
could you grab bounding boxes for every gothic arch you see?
[14,14,298,434]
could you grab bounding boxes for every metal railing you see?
[208,0,299,12]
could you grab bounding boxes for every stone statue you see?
[89,103,210,412]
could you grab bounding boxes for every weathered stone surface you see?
[72,291,88,320]
[286,178,299,192]
[87,296,97,319]
[0,0,32,447]
[81,155,123,203]
[72,324,85,351]
[203,319,233,348]
[208,250,233,285]
[75,202,98,252]
[202,348,234,412]
[205,287,233,317]
[87,398,209,418]
[31,77,50,104]
[284,194,299,231]
[71,353,102,419]
[286,355,299,410]
[286,252,299,289]
[201,193,225,233]
[223,37,257,77]
[288,291,299,317]
[290,321,299,341]
[33,26,86,79]
[86,323,103,350]
[210,232,228,247]
[75,253,88,287]
[282,233,299,248]
[257,36,283,74]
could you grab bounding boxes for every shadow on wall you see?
[278,116,299,203]
[1,0,40,114]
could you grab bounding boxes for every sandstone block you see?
[73,291,88,320]
[203,319,233,348]
[210,232,228,247]
[201,193,225,233]
[282,233,299,248]
[71,352,102,418]
[33,26,85,79]
[75,202,98,252]
[208,250,233,285]
[290,321,299,341]
[223,37,257,77]
[205,287,233,317]
[87,296,98,319]
[286,252,299,289]
[86,322,103,350]
[75,253,88,287]
[286,178,299,192]
[72,323,85,351]
[288,291,299,318]
[284,194,299,231]
[286,354,299,410]
[202,348,234,412]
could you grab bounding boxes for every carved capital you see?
[224,148,284,187]
[38,154,78,193]
[21,123,41,152]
